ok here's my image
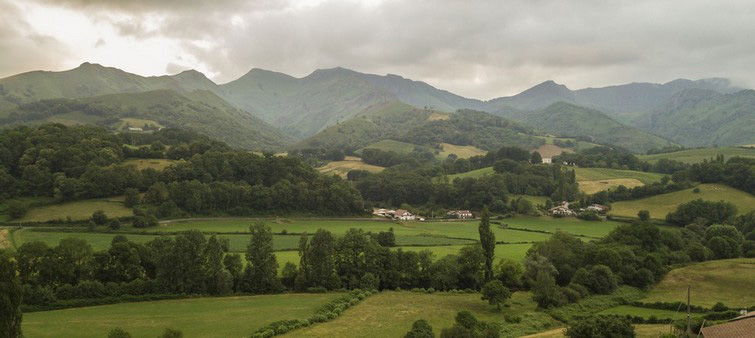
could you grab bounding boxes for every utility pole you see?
[686,286,692,337]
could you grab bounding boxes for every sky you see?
[1,0,754,99]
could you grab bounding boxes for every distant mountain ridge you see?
[0,62,750,151]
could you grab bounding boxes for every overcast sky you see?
[1,0,754,99]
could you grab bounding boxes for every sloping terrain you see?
[635,89,755,147]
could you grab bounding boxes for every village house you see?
[700,312,755,338]
[549,201,575,217]
[542,157,552,164]
[392,209,416,221]
[372,208,394,217]
[586,204,610,213]
[127,127,143,132]
[447,210,474,219]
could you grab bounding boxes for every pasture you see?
[609,183,755,219]
[438,143,487,159]
[638,147,755,164]
[14,196,133,222]
[285,291,560,338]
[317,156,384,178]
[574,167,666,194]
[22,293,340,338]
[641,258,755,308]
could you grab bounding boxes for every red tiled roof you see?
[701,314,755,338]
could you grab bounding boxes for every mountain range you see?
[0,62,752,152]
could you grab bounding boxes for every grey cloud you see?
[0,0,73,78]
[15,0,755,98]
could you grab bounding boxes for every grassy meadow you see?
[641,258,755,308]
[285,291,560,338]
[317,156,385,177]
[574,167,667,194]
[14,196,133,222]
[638,147,755,164]
[438,142,487,159]
[22,293,340,338]
[609,183,755,219]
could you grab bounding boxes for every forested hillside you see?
[508,102,676,152]
[0,89,293,150]
[635,89,755,147]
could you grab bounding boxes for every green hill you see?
[635,89,755,147]
[1,89,293,150]
[609,183,755,219]
[638,147,755,164]
[512,102,676,153]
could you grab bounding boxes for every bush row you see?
[250,290,376,338]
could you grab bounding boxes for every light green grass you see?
[638,147,755,164]
[15,197,133,222]
[609,183,755,219]
[438,143,487,159]
[447,166,494,180]
[22,293,340,338]
[642,258,755,308]
[286,291,559,338]
[359,139,432,154]
[499,216,622,238]
[573,167,666,185]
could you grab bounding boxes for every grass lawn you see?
[318,156,384,178]
[285,291,559,338]
[573,167,666,185]
[122,158,176,171]
[642,258,755,308]
[609,184,755,219]
[22,293,340,338]
[14,196,133,223]
[638,147,755,164]
[438,143,487,159]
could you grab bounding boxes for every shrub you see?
[711,302,728,312]
[91,210,108,225]
[565,315,634,338]
[108,219,121,230]
[404,319,434,338]
[108,327,132,338]
[7,201,27,219]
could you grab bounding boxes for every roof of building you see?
[393,209,412,216]
[700,313,755,338]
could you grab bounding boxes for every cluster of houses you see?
[548,201,609,217]
[373,209,421,220]
[373,209,475,220]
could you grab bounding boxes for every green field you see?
[359,139,433,154]
[573,167,666,185]
[641,258,755,308]
[14,197,133,222]
[318,156,385,177]
[22,293,340,338]
[638,147,755,164]
[286,291,559,338]
[438,143,487,159]
[609,184,755,219]
[447,166,494,180]
[525,325,669,338]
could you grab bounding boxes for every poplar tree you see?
[242,222,282,293]
[478,207,495,281]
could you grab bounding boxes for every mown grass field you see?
[317,156,385,178]
[285,291,560,338]
[641,258,755,308]
[447,166,494,180]
[609,183,755,219]
[573,167,666,185]
[638,147,755,164]
[122,158,176,171]
[14,196,133,222]
[22,293,340,338]
[438,143,487,159]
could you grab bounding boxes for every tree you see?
[204,235,232,295]
[108,219,121,231]
[91,210,108,225]
[481,280,511,310]
[0,251,23,338]
[532,270,567,308]
[107,327,132,338]
[478,207,495,281]
[404,319,435,338]
[565,316,635,338]
[223,254,243,292]
[124,188,140,207]
[530,151,543,164]
[281,262,298,289]
[242,222,282,293]
[7,201,27,219]
[494,259,523,289]
[158,328,183,338]
[637,210,650,221]
[305,229,341,289]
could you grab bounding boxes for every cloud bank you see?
[2,0,754,98]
